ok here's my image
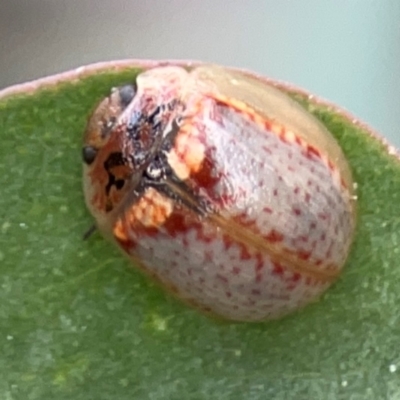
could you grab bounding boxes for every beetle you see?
[82,64,356,322]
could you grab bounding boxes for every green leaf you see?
[1,63,399,400]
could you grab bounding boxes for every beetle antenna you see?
[83,224,97,240]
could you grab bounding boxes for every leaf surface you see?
[1,64,399,400]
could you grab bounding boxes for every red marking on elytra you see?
[204,250,213,263]
[318,213,328,221]
[208,101,225,125]
[290,272,301,283]
[305,145,321,160]
[232,266,241,275]
[262,145,272,155]
[325,250,332,260]
[334,224,339,235]
[240,243,252,260]
[325,242,333,259]
[255,255,264,283]
[272,262,285,276]
[216,273,229,284]
[297,250,311,261]
[263,206,273,214]
[220,193,234,207]
[304,276,314,285]
[162,212,188,236]
[190,147,220,193]
[263,120,271,131]
[196,227,214,245]
[310,240,317,252]
[247,299,257,307]
[292,207,302,216]
[265,229,284,243]
[222,234,234,250]
[286,272,302,290]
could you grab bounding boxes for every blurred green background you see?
[0,1,399,147]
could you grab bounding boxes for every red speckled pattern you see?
[84,65,356,321]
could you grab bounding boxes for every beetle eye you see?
[82,146,98,165]
[118,84,137,108]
